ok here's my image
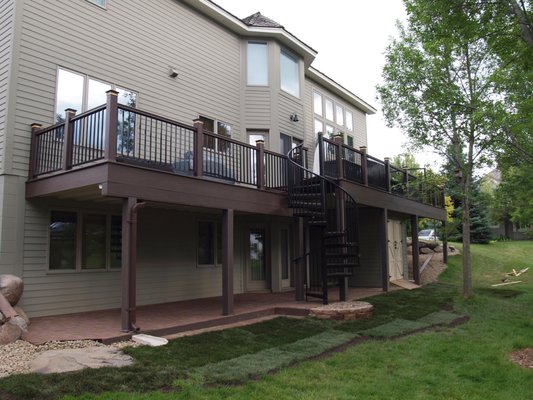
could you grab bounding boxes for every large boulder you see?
[0,321,23,345]
[0,275,24,306]
[420,247,434,254]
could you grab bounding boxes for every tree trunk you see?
[504,0,533,48]
[462,195,473,298]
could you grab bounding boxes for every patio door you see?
[246,227,270,291]
[388,220,404,281]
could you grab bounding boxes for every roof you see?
[242,12,283,28]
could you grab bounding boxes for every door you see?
[387,220,404,281]
[246,228,270,291]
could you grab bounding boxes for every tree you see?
[377,1,509,297]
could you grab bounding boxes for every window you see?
[345,110,353,131]
[313,92,323,115]
[325,98,334,121]
[281,229,290,280]
[336,105,344,126]
[198,221,222,266]
[87,0,106,8]
[346,135,354,147]
[314,119,323,135]
[49,211,121,271]
[55,67,137,123]
[280,51,299,97]
[199,115,232,153]
[247,42,268,86]
[326,125,334,137]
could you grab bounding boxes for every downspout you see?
[126,201,146,332]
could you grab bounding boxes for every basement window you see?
[49,211,121,271]
[197,220,222,267]
[86,0,107,9]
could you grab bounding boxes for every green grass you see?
[1,241,532,400]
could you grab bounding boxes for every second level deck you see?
[26,92,446,220]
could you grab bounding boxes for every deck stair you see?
[288,141,360,304]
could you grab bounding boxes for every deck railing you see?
[29,91,444,208]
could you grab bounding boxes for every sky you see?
[215,0,441,168]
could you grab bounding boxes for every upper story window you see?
[86,0,107,8]
[336,105,344,126]
[346,110,353,131]
[313,92,323,115]
[247,42,268,86]
[325,98,334,121]
[280,50,299,97]
[55,67,137,123]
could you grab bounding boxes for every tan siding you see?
[278,92,304,139]
[10,0,242,176]
[244,89,271,128]
[0,0,14,171]
[19,204,246,317]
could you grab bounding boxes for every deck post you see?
[333,134,344,180]
[443,220,448,264]
[62,108,77,171]
[411,215,420,284]
[359,146,368,186]
[29,123,42,179]
[121,197,145,332]
[294,217,305,301]
[222,209,234,315]
[380,208,390,291]
[193,119,204,177]
[104,90,119,162]
[384,157,391,193]
[255,139,265,190]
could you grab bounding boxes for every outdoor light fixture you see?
[168,68,179,78]
[290,113,299,122]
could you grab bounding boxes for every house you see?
[0,0,446,332]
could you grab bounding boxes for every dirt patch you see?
[509,348,533,369]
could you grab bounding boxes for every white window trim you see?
[47,210,121,273]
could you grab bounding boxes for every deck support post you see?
[62,109,77,171]
[443,220,448,264]
[29,123,42,179]
[255,139,265,190]
[294,217,305,301]
[121,197,145,332]
[359,146,368,186]
[333,135,344,180]
[222,209,234,315]
[384,157,391,193]
[380,208,390,291]
[104,90,119,162]
[193,119,204,177]
[411,215,420,284]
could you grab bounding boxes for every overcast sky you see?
[216,0,440,168]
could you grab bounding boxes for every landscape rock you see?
[309,301,374,321]
[13,306,30,325]
[420,247,434,254]
[434,245,443,253]
[0,275,24,306]
[0,321,23,345]
[29,347,134,374]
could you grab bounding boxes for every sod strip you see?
[192,330,358,383]
[417,311,463,325]
[360,318,431,338]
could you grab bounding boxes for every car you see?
[418,229,438,241]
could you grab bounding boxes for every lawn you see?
[1,241,531,399]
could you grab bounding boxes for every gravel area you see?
[0,339,140,378]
